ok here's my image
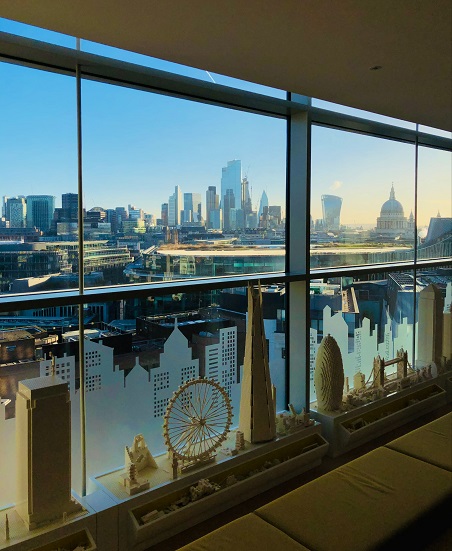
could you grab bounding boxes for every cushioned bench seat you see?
[177,513,312,551]
[385,411,452,471]
[255,447,452,551]
[178,414,452,551]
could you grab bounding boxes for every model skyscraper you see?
[15,376,81,529]
[314,334,344,411]
[239,283,276,443]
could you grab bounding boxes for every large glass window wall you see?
[417,146,452,261]
[81,78,286,288]
[310,126,416,268]
[0,29,450,516]
[0,62,77,295]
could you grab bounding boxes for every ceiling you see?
[0,0,451,131]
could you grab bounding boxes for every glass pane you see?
[417,146,452,260]
[81,79,286,288]
[414,267,452,372]
[0,306,81,508]
[418,125,452,139]
[0,62,78,295]
[82,284,286,493]
[312,98,416,129]
[310,270,415,408]
[310,126,415,269]
[81,40,286,98]
[0,17,76,48]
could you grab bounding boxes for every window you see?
[310,126,415,268]
[0,28,450,522]
[81,78,286,288]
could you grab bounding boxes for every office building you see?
[26,195,55,232]
[168,185,182,226]
[221,160,241,230]
[258,190,269,223]
[321,194,342,231]
[6,196,26,228]
[183,192,202,223]
[206,186,220,229]
[62,193,78,220]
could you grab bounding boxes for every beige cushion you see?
[386,412,452,471]
[177,513,311,551]
[256,447,452,551]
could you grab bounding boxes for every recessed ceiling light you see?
[369,65,383,71]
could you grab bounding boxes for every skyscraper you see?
[6,197,26,228]
[26,195,55,232]
[183,193,202,223]
[2,196,9,218]
[161,203,169,226]
[168,185,183,226]
[223,189,236,231]
[62,193,78,221]
[221,160,241,230]
[206,186,220,229]
[321,194,343,231]
[241,177,252,215]
[258,190,269,223]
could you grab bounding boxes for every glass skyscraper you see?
[321,194,343,231]
[221,160,242,230]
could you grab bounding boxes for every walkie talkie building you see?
[321,194,343,230]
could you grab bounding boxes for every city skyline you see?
[2,179,447,233]
[0,23,450,229]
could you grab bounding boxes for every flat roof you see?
[156,248,285,257]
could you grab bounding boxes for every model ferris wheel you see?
[163,378,233,464]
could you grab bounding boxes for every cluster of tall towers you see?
[2,194,57,232]
[161,159,276,231]
[3,160,282,234]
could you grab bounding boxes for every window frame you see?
[0,30,451,497]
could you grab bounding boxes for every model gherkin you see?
[239,284,276,443]
[314,334,344,411]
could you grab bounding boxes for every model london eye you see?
[163,378,233,463]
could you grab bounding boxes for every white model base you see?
[312,377,448,457]
[92,423,326,551]
[0,495,94,551]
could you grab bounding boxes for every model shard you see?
[239,283,276,443]
[314,334,344,411]
[15,376,81,529]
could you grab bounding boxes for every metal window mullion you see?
[76,63,87,497]
[412,125,419,371]
[287,94,311,411]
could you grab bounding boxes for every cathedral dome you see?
[380,185,404,216]
[376,185,408,235]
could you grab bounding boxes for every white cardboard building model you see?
[125,434,157,473]
[239,283,276,443]
[314,334,345,412]
[417,283,444,368]
[15,376,82,529]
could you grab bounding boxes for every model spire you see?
[238,283,276,443]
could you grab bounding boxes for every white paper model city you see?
[1,282,451,540]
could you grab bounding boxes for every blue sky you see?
[0,17,450,227]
